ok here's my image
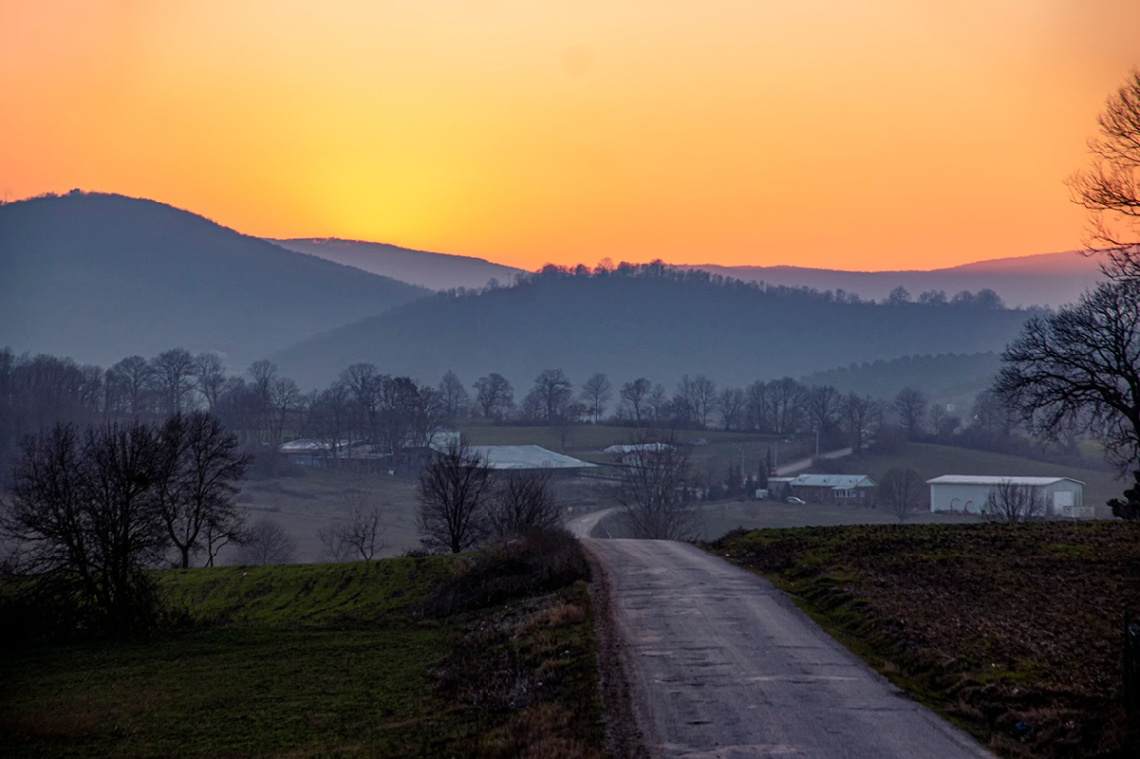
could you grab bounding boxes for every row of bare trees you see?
[2,346,1034,483]
[415,442,564,553]
[0,412,249,635]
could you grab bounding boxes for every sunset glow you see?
[2,1,1138,271]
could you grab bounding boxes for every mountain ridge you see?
[277,234,1102,308]
[678,251,1102,308]
[271,265,1038,392]
[0,192,430,369]
[271,237,524,292]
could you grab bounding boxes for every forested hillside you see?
[272,263,1039,390]
[0,192,430,368]
[686,251,1103,309]
[801,353,1003,407]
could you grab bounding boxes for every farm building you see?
[789,474,877,506]
[281,430,461,468]
[926,475,1088,517]
[762,477,794,501]
[468,445,598,474]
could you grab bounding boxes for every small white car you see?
[785,496,806,505]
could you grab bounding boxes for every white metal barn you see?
[926,475,1088,518]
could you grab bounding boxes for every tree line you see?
[1,345,1037,480]
[460,259,1011,311]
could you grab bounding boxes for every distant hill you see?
[271,238,525,291]
[276,236,1104,307]
[271,265,1039,391]
[683,251,1105,309]
[801,353,1003,408]
[0,193,430,369]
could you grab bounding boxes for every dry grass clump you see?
[421,527,590,617]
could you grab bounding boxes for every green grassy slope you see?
[1,536,605,758]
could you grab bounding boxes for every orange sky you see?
[2,2,1138,271]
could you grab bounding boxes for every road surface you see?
[574,526,994,758]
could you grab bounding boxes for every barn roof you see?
[603,443,673,454]
[926,475,1086,487]
[790,474,876,489]
[468,445,598,471]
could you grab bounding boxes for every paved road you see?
[582,536,995,759]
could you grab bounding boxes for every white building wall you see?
[929,481,1086,517]
[1041,481,1086,517]
[930,484,992,514]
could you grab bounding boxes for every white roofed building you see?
[926,475,1087,518]
[789,474,877,507]
[468,445,598,473]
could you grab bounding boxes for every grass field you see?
[0,533,606,758]
[242,424,796,563]
[712,521,1140,758]
[237,467,423,561]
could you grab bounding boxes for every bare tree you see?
[690,375,718,428]
[553,402,585,452]
[982,481,1045,523]
[157,412,251,569]
[246,360,279,444]
[647,383,670,424]
[530,369,574,422]
[671,374,717,428]
[616,434,697,540]
[879,467,925,522]
[106,355,155,417]
[918,289,948,305]
[151,348,197,416]
[309,382,352,461]
[240,519,298,565]
[620,377,652,424]
[438,370,470,422]
[886,285,912,305]
[718,387,745,431]
[486,472,562,539]
[193,352,227,410]
[928,404,961,439]
[416,441,495,553]
[319,493,385,562]
[1,421,168,634]
[892,387,928,440]
[474,373,514,420]
[842,393,879,452]
[995,277,1140,473]
[744,380,769,432]
[580,372,613,424]
[376,375,422,456]
[805,385,841,440]
[767,377,805,435]
[340,362,381,443]
[269,376,302,445]
[1067,69,1140,260]
[969,389,1019,440]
